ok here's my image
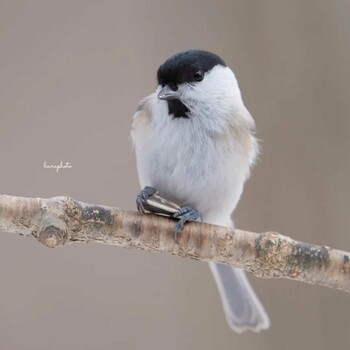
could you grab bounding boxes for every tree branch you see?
[0,194,349,292]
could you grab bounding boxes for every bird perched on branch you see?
[131,49,270,333]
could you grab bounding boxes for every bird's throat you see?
[167,99,189,119]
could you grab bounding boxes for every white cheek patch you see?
[180,66,241,117]
[183,67,239,103]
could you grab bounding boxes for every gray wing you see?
[130,94,155,188]
[130,94,154,143]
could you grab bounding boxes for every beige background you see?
[1,1,350,349]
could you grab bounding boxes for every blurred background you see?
[0,1,349,349]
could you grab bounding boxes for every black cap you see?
[157,50,226,86]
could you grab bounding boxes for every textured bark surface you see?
[0,194,349,292]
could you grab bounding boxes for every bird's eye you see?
[193,71,204,82]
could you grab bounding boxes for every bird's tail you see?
[209,262,270,333]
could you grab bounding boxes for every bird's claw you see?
[172,207,200,242]
[136,189,200,242]
[136,186,157,213]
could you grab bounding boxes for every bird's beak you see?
[158,85,182,100]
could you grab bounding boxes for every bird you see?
[130,49,270,333]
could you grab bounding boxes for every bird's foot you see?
[136,188,200,242]
[172,207,200,242]
[136,186,157,213]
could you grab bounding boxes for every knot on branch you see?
[255,231,293,277]
[39,225,65,248]
[63,197,83,232]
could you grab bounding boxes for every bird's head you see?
[156,50,244,121]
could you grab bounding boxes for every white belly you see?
[139,117,249,224]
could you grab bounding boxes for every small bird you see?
[131,49,270,333]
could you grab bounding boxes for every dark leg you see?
[173,207,200,241]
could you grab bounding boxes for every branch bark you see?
[0,194,349,292]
